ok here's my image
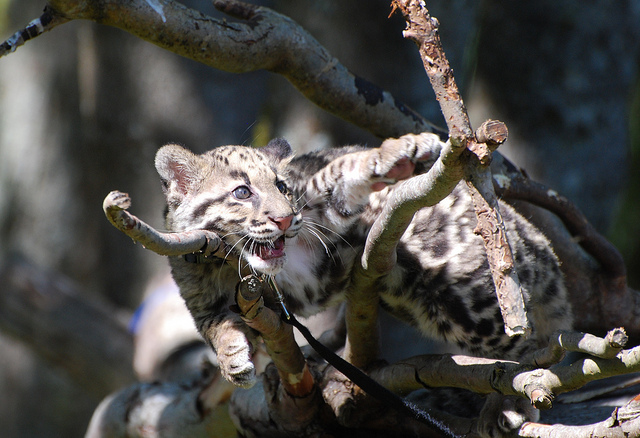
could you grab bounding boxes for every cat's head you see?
[155,138,302,275]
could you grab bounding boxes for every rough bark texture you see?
[393,0,529,337]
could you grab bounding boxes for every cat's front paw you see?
[374,132,442,184]
[477,393,538,438]
[209,318,258,388]
[216,331,257,388]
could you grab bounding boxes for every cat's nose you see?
[271,215,293,231]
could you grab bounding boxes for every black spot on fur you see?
[391,304,416,325]
[544,280,559,298]
[476,318,495,337]
[439,291,476,333]
[432,235,450,258]
[229,170,251,186]
[470,290,497,314]
[191,196,226,219]
[437,320,452,336]
[518,267,532,285]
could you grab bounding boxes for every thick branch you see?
[5,0,439,139]
[235,275,315,399]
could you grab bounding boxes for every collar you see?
[183,252,217,264]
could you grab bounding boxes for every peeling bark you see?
[392,0,529,337]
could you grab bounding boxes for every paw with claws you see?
[372,132,442,190]
[209,318,258,388]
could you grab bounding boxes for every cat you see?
[154,132,572,435]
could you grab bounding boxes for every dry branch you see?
[519,395,640,438]
[0,5,69,56]
[392,0,530,338]
[524,328,628,368]
[235,275,315,399]
[494,172,627,282]
[370,329,640,409]
[103,190,224,258]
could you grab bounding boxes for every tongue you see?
[258,236,285,260]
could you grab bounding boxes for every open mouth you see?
[254,236,286,261]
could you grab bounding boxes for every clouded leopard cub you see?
[155,133,572,390]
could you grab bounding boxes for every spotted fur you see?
[155,133,572,400]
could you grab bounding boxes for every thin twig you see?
[0,6,69,57]
[494,174,627,282]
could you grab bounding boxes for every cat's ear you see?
[261,138,293,162]
[155,144,200,202]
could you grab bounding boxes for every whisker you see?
[301,225,341,266]
[214,232,245,283]
[238,238,254,279]
[305,219,354,250]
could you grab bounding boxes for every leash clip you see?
[266,275,291,320]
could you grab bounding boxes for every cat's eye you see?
[276,181,287,194]
[233,186,252,200]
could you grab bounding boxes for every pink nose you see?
[271,215,293,231]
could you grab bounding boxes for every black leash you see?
[194,264,458,436]
[283,312,458,438]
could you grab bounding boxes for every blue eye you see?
[233,186,251,199]
[276,181,287,194]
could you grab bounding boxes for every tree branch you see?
[103,191,224,258]
[392,0,530,337]
[1,0,440,139]
[518,395,640,438]
[0,5,69,56]
[370,328,639,411]
[234,275,315,399]
[494,173,627,282]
